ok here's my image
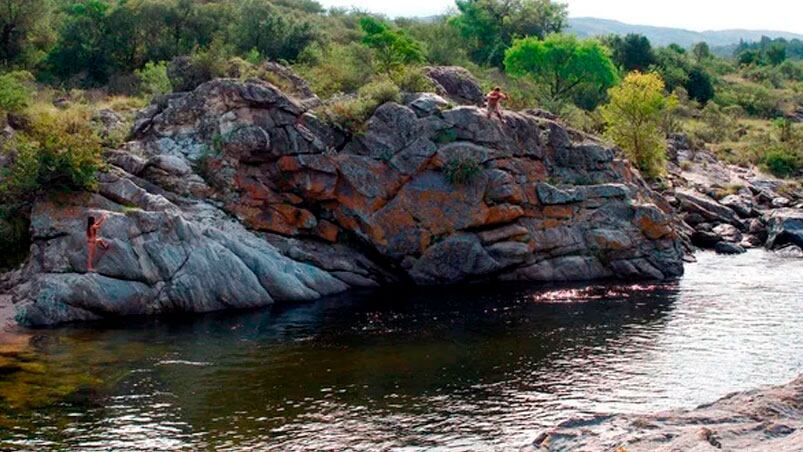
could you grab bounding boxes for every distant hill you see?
[568,17,803,52]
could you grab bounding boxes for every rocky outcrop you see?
[526,374,803,451]
[7,77,685,326]
[424,66,485,105]
[665,134,803,255]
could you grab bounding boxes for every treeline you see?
[1,0,801,180]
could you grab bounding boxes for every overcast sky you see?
[316,0,803,34]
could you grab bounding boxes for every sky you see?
[316,0,803,34]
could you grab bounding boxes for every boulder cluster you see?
[2,67,696,325]
[665,134,803,257]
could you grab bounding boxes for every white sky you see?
[317,0,803,34]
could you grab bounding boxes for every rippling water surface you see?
[1,250,802,450]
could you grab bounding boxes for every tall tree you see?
[450,0,567,66]
[692,42,711,63]
[0,0,54,67]
[504,34,618,106]
[359,17,424,75]
[601,72,677,179]
[604,34,655,72]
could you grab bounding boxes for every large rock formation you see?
[7,77,685,326]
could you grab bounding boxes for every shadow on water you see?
[0,279,682,448]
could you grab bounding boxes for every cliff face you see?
[9,75,685,326]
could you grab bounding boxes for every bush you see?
[319,79,401,132]
[1,106,104,197]
[295,42,375,98]
[0,71,35,113]
[444,154,481,185]
[392,66,435,93]
[715,82,781,118]
[762,146,800,178]
[135,61,173,98]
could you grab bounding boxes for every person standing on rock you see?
[87,214,110,273]
[485,87,508,120]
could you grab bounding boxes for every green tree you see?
[359,17,425,75]
[234,0,319,62]
[504,34,619,107]
[604,33,655,72]
[0,0,55,67]
[766,43,787,66]
[601,72,677,179]
[0,70,34,112]
[692,42,711,63]
[685,66,715,104]
[45,0,111,83]
[450,0,567,66]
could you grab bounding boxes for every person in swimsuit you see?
[86,214,110,273]
[485,87,508,120]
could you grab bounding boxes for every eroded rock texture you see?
[10,78,684,326]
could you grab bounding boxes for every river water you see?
[0,250,801,450]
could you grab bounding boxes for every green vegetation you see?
[444,154,482,185]
[0,71,35,113]
[601,72,677,179]
[504,34,619,110]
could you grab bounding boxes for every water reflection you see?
[0,250,801,450]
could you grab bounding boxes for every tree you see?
[0,0,55,67]
[692,42,711,63]
[359,17,425,75]
[504,34,619,107]
[685,66,715,104]
[600,72,677,179]
[766,43,787,66]
[450,0,567,66]
[604,33,655,72]
[234,0,319,61]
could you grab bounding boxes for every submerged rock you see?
[6,78,686,326]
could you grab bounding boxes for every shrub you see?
[1,106,104,197]
[135,61,173,98]
[444,154,481,185]
[0,71,35,113]
[392,66,435,93]
[761,146,800,178]
[318,79,401,132]
[295,42,376,98]
[715,82,781,118]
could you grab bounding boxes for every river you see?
[0,250,801,450]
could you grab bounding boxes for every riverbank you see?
[527,373,803,451]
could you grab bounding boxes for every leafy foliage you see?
[318,79,401,132]
[135,61,173,98]
[450,0,567,67]
[601,72,677,179]
[604,33,655,72]
[444,154,482,185]
[1,106,104,197]
[0,70,34,112]
[359,17,425,75]
[504,34,619,108]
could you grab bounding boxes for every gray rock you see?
[406,92,450,117]
[719,194,755,218]
[712,223,743,243]
[766,208,803,249]
[424,66,484,105]
[714,241,746,255]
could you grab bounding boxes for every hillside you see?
[568,17,803,49]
